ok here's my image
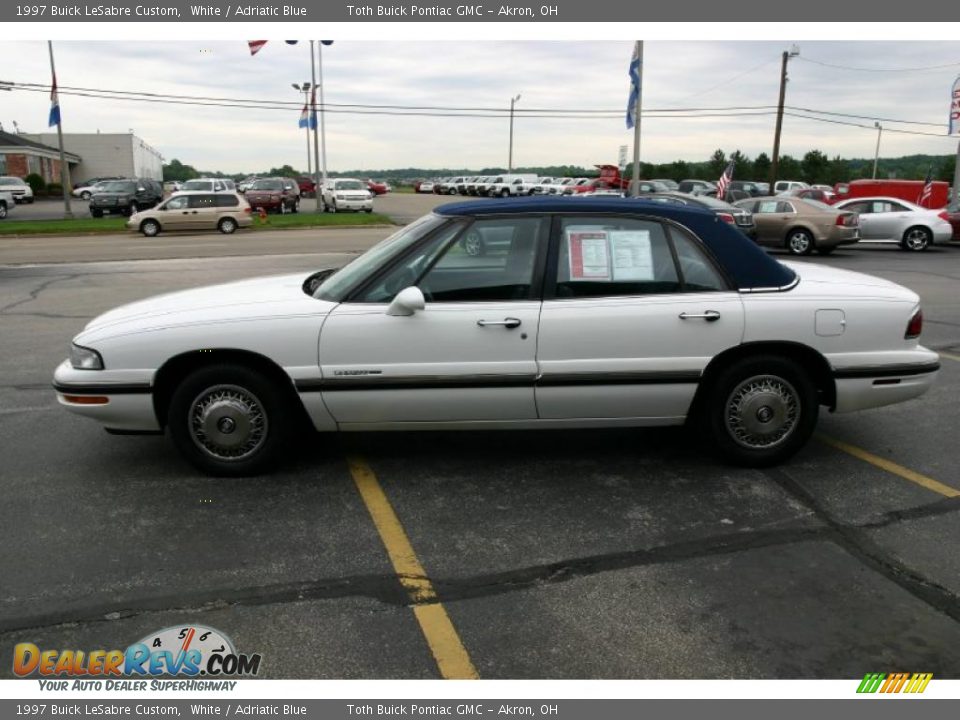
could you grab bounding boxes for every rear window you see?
[99,181,136,193]
[251,179,283,191]
[336,181,366,191]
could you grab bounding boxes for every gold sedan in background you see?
[734,197,860,256]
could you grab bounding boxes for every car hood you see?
[784,261,918,302]
[76,273,337,343]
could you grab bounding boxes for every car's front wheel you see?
[292,199,300,214]
[168,364,291,476]
[0,203,6,220]
[705,355,818,467]
[140,219,161,237]
[91,209,103,218]
[901,226,932,252]
[785,228,814,255]
[81,191,91,200]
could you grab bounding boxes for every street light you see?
[872,121,883,179]
[508,93,521,172]
[292,82,312,177]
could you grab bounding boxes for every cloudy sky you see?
[1,40,959,173]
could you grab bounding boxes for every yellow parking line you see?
[346,455,479,680]
[938,351,960,363]
[818,435,960,498]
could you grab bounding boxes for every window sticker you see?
[566,227,610,281]
[758,201,778,214]
[609,230,653,281]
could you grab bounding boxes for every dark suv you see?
[89,178,163,217]
[244,177,301,214]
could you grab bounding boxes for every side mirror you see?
[386,286,425,317]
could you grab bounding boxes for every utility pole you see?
[309,42,322,213]
[770,45,799,188]
[292,83,312,176]
[872,122,883,179]
[630,40,643,197]
[508,93,521,172]
[47,41,73,218]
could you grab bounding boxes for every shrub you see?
[24,173,45,195]
[46,182,63,195]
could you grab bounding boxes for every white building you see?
[24,132,163,184]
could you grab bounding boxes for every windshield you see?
[182,180,213,190]
[801,199,833,212]
[314,214,451,302]
[251,179,283,190]
[98,181,137,193]
[0,178,25,186]
[337,181,366,191]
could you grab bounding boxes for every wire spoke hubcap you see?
[189,384,268,461]
[725,374,800,450]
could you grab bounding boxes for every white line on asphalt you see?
[0,405,55,415]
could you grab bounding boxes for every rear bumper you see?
[832,353,939,413]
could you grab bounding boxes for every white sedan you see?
[53,197,939,476]
[833,196,952,251]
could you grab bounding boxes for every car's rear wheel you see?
[279,201,289,215]
[706,355,818,467]
[0,203,6,220]
[499,189,510,198]
[218,217,238,234]
[168,364,292,476]
[292,199,300,214]
[448,188,457,195]
[785,228,814,255]
[901,226,932,252]
[329,200,338,213]
[364,208,373,213]
[140,219,161,237]
[127,202,139,216]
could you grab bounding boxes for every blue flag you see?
[298,104,317,130]
[48,73,61,127]
[626,43,641,130]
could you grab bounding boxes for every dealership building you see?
[1,131,163,186]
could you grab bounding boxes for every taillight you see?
[938,211,950,222]
[244,207,252,214]
[836,213,857,227]
[717,212,735,224]
[905,308,923,339]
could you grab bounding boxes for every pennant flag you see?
[626,43,641,130]
[918,167,934,207]
[48,72,61,127]
[950,76,960,135]
[248,40,267,56]
[716,159,735,201]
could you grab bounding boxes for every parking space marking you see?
[819,434,960,498]
[938,351,960,363]
[346,454,479,680]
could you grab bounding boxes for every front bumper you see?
[53,359,160,432]
[332,197,373,210]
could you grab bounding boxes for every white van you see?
[487,174,539,197]
[773,180,810,195]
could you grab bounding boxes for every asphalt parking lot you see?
[1,212,960,679]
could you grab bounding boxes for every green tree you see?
[708,149,727,178]
[801,150,830,184]
[778,155,801,180]
[163,159,199,182]
[753,152,771,182]
[729,150,751,179]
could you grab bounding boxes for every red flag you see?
[248,41,267,56]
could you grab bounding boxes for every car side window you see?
[776,201,795,213]
[188,195,216,209]
[843,201,870,214]
[215,195,240,208]
[553,217,680,299]
[756,201,779,214]
[889,201,910,212]
[670,229,728,292]
[164,196,188,210]
[873,201,894,213]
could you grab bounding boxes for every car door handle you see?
[477,317,522,328]
[679,310,721,322]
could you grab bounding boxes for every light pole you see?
[770,44,800,188]
[292,82,312,177]
[872,122,883,179]
[508,93,521,172]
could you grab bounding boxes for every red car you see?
[793,188,836,204]
[296,176,317,198]
[367,179,390,195]
[244,177,301,214]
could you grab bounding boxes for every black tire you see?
[785,228,815,255]
[0,203,6,220]
[168,364,292,477]
[292,199,300,214]
[126,202,139,217]
[448,188,458,195]
[901,226,932,252]
[816,247,835,256]
[329,200,337,213]
[91,209,103,218]
[364,208,373,213]
[499,188,510,198]
[26,197,34,204]
[81,191,91,200]
[279,201,289,215]
[218,217,238,234]
[705,355,819,467]
[140,219,161,237]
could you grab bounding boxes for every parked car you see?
[834,179,950,210]
[474,177,498,197]
[176,178,233,194]
[0,189,12,219]
[943,205,960,241]
[487,174,540,197]
[368,179,390,195]
[650,178,680,191]
[541,178,579,195]
[321,178,374,213]
[438,177,465,195]
[466,177,490,196]
[0,176,34,204]
[52,196,939,476]
[734,197,859,255]
[162,181,182,195]
[773,180,810,195]
[416,180,435,194]
[89,178,163,217]
[296,176,317,197]
[244,177,301,214]
[643,192,756,239]
[634,180,673,194]
[73,177,123,200]
[238,177,259,193]
[677,179,717,195]
[792,187,836,204]
[832,196,952,251]
[727,181,764,198]
[127,192,253,237]
[754,182,771,195]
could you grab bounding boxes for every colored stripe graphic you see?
[857,672,932,693]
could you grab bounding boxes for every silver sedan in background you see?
[833,196,952,251]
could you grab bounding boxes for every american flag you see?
[918,167,934,207]
[248,40,268,56]
[716,160,735,201]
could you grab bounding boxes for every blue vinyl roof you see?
[435,197,796,291]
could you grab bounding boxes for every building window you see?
[0,154,6,174]
[27,155,41,176]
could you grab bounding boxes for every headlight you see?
[70,344,104,370]
[337,194,345,200]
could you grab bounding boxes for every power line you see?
[795,56,960,73]
[786,105,945,128]
[784,111,952,139]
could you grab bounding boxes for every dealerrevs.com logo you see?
[856,673,933,694]
[13,625,262,682]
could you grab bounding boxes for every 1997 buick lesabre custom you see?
[53,198,939,476]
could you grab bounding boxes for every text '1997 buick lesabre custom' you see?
[53,197,939,476]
